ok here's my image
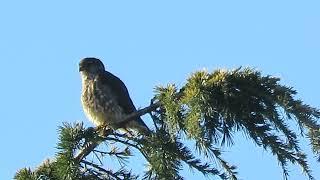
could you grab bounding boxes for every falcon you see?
[79,57,150,135]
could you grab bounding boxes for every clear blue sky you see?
[0,1,319,179]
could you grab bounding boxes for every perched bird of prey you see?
[79,57,150,135]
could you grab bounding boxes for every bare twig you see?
[74,101,161,163]
[81,159,122,180]
[120,101,161,123]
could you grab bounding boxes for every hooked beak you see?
[79,65,85,72]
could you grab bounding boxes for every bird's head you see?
[79,57,105,75]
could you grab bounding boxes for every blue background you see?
[0,1,319,179]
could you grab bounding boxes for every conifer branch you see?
[15,68,320,180]
[81,159,122,180]
[74,101,161,163]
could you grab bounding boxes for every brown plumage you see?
[79,57,150,135]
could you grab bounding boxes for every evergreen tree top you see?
[15,68,320,180]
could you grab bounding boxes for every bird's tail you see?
[125,118,151,136]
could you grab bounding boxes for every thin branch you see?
[105,138,141,152]
[74,102,161,163]
[93,149,109,155]
[105,137,151,162]
[74,128,112,163]
[120,101,161,124]
[81,159,122,180]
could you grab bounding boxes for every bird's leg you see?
[96,124,112,138]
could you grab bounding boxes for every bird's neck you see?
[81,72,96,88]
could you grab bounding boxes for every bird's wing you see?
[96,71,150,134]
[96,71,137,114]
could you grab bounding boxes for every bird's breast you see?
[81,80,125,127]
